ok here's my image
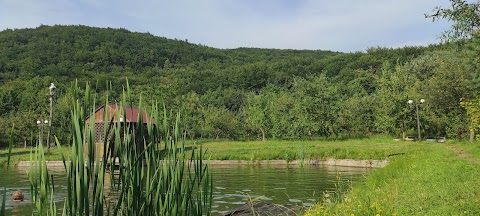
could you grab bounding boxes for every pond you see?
[0,164,370,215]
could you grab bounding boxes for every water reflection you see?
[209,165,369,214]
[0,168,67,216]
[2,164,370,215]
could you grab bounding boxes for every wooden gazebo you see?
[84,104,154,159]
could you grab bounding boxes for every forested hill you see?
[0,25,334,79]
[1,25,475,146]
[1,25,429,86]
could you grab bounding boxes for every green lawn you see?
[0,146,71,166]
[453,140,480,158]
[1,136,440,166]
[195,136,420,161]
[305,142,480,215]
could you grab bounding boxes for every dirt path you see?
[447,146,480,164]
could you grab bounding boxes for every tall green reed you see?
[29,81,212,215]
[0,125,14,216]
[28,139,57,215]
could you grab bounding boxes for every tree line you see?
[0,9,479,146]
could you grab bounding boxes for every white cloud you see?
[0,0,452,52]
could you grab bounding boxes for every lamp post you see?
[47,83,56,150]
[119,117,125,143]
[408,99,425,141]
[37,120,48,146]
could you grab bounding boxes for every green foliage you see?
[291,75,340,137]
[200,106,239,139]
[460,98,480,142]
[461,98,480,131]
[0,125,14,216]
[464,34,480,91]
[28,82,213,215]
[427,0,480,41]
[242,91,271,141]
[0,25,475,143]
[28,142,56,215]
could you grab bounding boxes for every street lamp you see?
[119,117,125,144]
[408,99,425,141]
[47,83,56,150]
[37,120,48,145]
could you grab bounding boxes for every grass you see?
[193,136,418,161]
[452,140,480,158]
[305,141,480,215]
[2,136,441,166]
[2,136,422,166]
[0,146,70,166]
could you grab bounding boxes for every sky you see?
[0,0,453,52]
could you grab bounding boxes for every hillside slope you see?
[1,25,466,145]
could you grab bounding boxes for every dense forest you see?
[0,23,478,147]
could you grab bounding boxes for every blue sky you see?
[0,0,452,52]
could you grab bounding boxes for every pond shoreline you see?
[16,159,388,168]
[208,159,387,167]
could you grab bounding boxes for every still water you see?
[0,165,369,215]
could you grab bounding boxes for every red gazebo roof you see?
[87,104,155,124]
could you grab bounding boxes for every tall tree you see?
[428,1,480,139]
[291,75,340,137]
[242,91,271,141]
[460,98,480,142]
[427,0,480,41]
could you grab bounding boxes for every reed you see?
[28,81,212,215]
[28,139,56,215]
[0,125,14,216]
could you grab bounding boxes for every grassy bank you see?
[197,136,416,161]
[0,147,71,167]
[1,136,444,166]
[2,136,417,166]
[305,142,480,215]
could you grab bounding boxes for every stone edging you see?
[17,161,67,167]
[17,159,388,168]
[207,159,387,168]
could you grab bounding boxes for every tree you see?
[291,75,340,137]
[0,111,39,147]
[267,91,295,139]
[176,91,202,139]
[242,92,271,141]
[460,98,480,142]
[427,0,480,41]
[200,106,239,139]
[422,52,471,135]
[1,25,470,141]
